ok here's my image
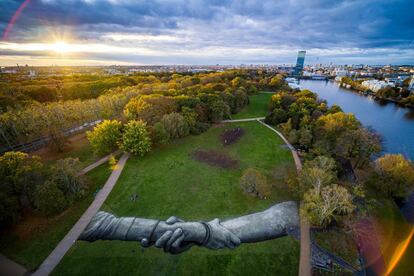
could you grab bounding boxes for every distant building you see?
[294,50,306,76]
[361,79,395,92]
[28,70,37,78]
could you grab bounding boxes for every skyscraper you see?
[294,51,306,76]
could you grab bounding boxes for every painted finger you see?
[155,231,173,248]
[165,228,183,252]
[166,216,184,224]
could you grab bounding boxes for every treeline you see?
[265,88,414,228]
[0,70,287,152]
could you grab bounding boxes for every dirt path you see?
[77,150,121,176]
[32,153,130,276]
[222,117,265,123]
[0,254,27,276]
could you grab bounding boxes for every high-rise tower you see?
[294,51,306,76]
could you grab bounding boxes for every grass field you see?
[53,121,299,275]
[0,163,112,270]
[232,92,273,119]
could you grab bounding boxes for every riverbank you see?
[299,79,414,161]
[336,80,414,109]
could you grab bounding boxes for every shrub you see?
[35,180,67,217]
[160,112,190,139]
[119,120,152,156]
[240,168,271,199]
[302,184,355,227]
[87,120,122,156]
[151,122,170,144]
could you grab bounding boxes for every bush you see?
[51,158,86,201]
[151,122,170,144]
[372,154,414,198]
[35,180,67,217]
[87,120,122,156]
[302,184,355,227]
[119,120,152,156]
[191,122,211,135]
[240,168,271,199]
[160,112,190,139]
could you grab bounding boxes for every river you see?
[299,79,414,161]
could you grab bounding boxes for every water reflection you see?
[299,80,414,160]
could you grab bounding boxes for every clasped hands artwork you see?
[79,201,299,254]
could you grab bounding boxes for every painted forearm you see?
[79,211,206,243]
[221,201,299,243]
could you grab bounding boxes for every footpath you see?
[32,153,130,276]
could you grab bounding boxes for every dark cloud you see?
[0,0,413,64]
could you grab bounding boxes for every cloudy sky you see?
[0,0,413,66]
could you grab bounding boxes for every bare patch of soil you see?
[220,127,245,146]
[191,150,239,169]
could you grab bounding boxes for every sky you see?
[0,0,413,66]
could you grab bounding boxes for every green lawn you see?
[53,121,299,275]
[232,92,273,119]
[0,163,112,271]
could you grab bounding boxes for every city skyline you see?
[1,0,413,66]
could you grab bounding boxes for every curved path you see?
[223,118,311,276]
[32,153,130,276]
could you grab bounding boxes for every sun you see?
[52,41,70,53]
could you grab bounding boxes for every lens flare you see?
[385,227,414,275]
[3,0,32,40]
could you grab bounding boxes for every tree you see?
[240,168,271,199]
[119,120,152,156]
[298,125,313,149]
[123,95,176,125]
[269,75,284,89]
[302,184,355,227]
[372,154,414,198]
[0,151,45,209]
[335,127,382,169]
[160,112,190,139]
[35,180,67,216]
[209,100,230,122]
[87,120,123,156]
[51,158,86,201]
[292,156,337,197]
[0,191,20,227]
[265,108,288,125]
[181,107,198,132]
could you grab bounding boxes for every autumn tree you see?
[302,184,355,227]
[87,120,123,156]
[240,168,271,199]
[119,120,152,156]
[371,154,414,198]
